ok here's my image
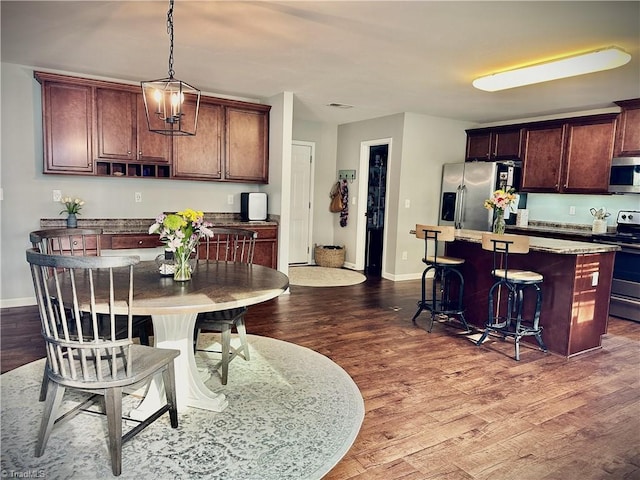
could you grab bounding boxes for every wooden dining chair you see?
[30,228,153,342]
[26,248,179,476]
[194,227,257,385]
[29,227,102,258]
[29,228,153,402]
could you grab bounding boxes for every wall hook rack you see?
[338,169,356,183]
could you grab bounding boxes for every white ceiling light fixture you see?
[141,0,200,135]
[473,46,631,92]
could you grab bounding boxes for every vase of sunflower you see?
[149,209,213,281]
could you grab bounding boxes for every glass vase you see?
[173,248,192,281]
[493,208,506,234]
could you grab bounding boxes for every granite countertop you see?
[454,229,619,254]
[40,214,278,234]
[506,219,619,239]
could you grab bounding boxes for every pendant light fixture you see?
[141,0,200,135]
[473,46,631,92]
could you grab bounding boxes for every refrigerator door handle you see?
[458,184,467,229]
[454,185,463,228]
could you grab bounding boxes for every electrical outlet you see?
[402,251,408,260]
[53,190,62,202]
[404,199,410,208]
[227,194,234,205]
[569,206,576,215]
[135,192,142,203]
[591,271,599,287]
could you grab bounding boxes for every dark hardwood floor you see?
[2,277,639,479]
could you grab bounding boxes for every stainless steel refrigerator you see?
[439,161,523,231]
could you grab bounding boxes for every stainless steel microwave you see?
[609,157,640,194]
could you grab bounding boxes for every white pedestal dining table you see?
[53,260,289,419]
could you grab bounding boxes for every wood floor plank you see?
[2,276,639,479]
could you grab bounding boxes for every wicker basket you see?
[314,245,345,268]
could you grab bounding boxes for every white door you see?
[289,142,314,264]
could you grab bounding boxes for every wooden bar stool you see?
[411,224,470,333]
[476,233,547,360]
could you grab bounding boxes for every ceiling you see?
[2,1,639,125]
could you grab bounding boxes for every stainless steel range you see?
[593,210,640,322]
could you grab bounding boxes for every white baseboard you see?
[1,297,36,309]
[383,272,425,282]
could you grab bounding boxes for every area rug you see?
[289,266,366,287]
[0,335,364,479]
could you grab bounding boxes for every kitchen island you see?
[445,230,619,357]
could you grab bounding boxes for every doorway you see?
[364,144,388,276]
[289,141,315,264]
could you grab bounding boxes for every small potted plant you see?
[60,196,84,228]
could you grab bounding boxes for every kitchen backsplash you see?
[526,193,638,227]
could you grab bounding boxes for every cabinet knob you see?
[127,151,132,155]
[138,240,143,245]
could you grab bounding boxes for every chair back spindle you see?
[199,228,257,264]
[27,249,139,385]
[30,228,102,256]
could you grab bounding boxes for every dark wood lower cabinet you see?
[446,241,614,357]
[102,225,278,269]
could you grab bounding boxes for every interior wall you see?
[334,112,473,279]
[265,91,294,274]
[394,112,473,280]
[336,114,405,271]
[292,119,338,250]
[0,62,267,306]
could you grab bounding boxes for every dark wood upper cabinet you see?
[225,105,270,183]
[521,114,617,194]
[36,73,95,174]
[563,116,616,193]
[614,98,640,157]
[173,101,223,180]
[466,127,522,161]
[96,88,170,163]
[35,71,270,183]
[521,123,566,192]
[173,101,270,183]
